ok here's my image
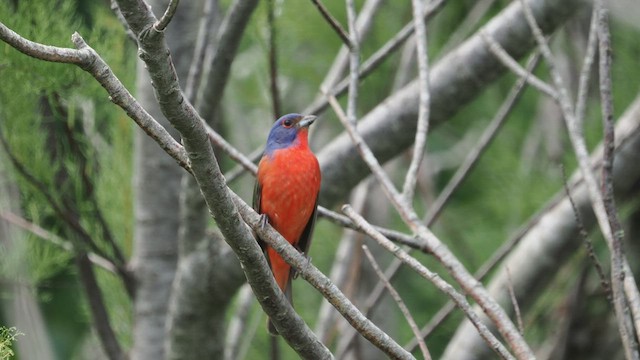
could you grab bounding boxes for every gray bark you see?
[442,97,640,359]
[130,1,202,359]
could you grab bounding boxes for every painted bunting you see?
[253,113,321,335]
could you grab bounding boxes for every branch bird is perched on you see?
[253,113,321,335]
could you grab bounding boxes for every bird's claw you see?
[259,214,269,229]
[293,254,311,280]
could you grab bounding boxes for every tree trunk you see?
[130,1,202,359]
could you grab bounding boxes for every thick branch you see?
[317,0,585,208]
[442,96,640,359]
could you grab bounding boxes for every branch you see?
[402,0,431,202]
[193,0,259,118]
[343,206,514,360]
[362,245,432,360]
[267,0,282,118]
[155,0,180,32]
[596,0,640,353]
[424,52,540,223]
[519,0,638,355]
[442,96,640,359]
[0,211,117,274]
[184,0,218,102]
[75,252,126,360]
[306,0,445,116]
[480,31,558,99]
[316,0,585,208]
[345,0,359,125]
[310,0,352,48]
[109,0,330,356]
[328,92,533,359]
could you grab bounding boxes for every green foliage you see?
[0,326,23,360]
[0,0,135,357]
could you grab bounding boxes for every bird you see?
[253,113,321,335]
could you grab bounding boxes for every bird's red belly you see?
[259,155,320,243]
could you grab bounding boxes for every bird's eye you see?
[282,118,293,128]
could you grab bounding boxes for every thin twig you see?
[519,1,639,357]
[574,6,598,126]
[343,205,515,360]
[75,252,126,360]
[480,31,558,100]
[305,0,446,115]
[561,165,611,301]
[345,0,359,125]
[0,127,115,266]
[224,284,256,360]
[267,0,282,118]
[310,0,352,48]
[315,180,371,342]
[402,0,431,202]
[319,0,384,92]
[362,245,432,360]
[0,211,118,274]
[328,92,533,359]
[185,0,218,102]
[424,52,540,223]
[506,268,524,335]
[109,0,137,42]
[596,0,640,353]
[155,0,181,31]
[223,147,262,183]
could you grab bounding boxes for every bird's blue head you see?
[264,113,317,156]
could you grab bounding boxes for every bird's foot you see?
[259,214,269,229]
[293,254,311,280]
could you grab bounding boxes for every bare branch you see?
[519,0,639,356]
[306,0,445,116]
[185,0,218,102]
[343,205,515,360]
[155,0,181,31]
[0,211,118,274]
[224,285,256,360]
[319,0,384,92]
[315,180,371,342]
[574,6,599,125]
[317,0,583,208]
[362,245,432,360]
[310,0,352,48]
[267,0,282,118]
[425,52,540,223]
[402,0,431,202]
[480,31,558,99]
[74,252,126,360]
[193,0,259,117]
[505,268,524,335]
[345,0,359,125]
[328,92,533,359]
[596,0,640,352]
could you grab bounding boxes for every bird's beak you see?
[296,115,317,129]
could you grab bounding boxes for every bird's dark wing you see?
[294,192,319,258]
[252,180,268,253]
